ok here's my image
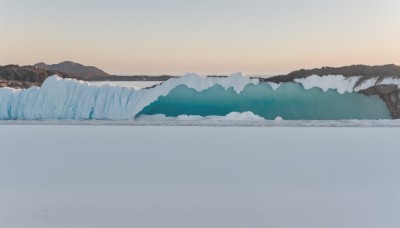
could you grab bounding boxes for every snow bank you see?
[294,75,361,94]
[137,111,266,122]
[355,77,400,92]
[295,75,400,94]
[0,73,258,120]
[166,72,259,94]
[224,111,265,121]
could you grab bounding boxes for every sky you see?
[1,0,400,76]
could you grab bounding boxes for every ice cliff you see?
[0,73,258,120]
[1,72,400,120]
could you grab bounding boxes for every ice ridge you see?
[0,73,258,120]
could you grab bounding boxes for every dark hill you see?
[2,63,400,89]
[0,65,75,88]
[34,61,110,77]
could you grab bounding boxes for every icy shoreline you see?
[1,119,400,127]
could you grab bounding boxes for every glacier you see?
[0,73,257,120]
[0,73,399,120]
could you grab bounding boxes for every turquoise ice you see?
[139,83,391,120]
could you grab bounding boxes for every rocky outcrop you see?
[0,64,176,88]
[0,65,75,89]
[359,84,400,118]
[0,80,41,88]
[33,61,110,77]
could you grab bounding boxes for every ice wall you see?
[0,73,398,120]
[0,73,258,120]
[138,83,391,120]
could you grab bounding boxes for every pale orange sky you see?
[1,0,400,75]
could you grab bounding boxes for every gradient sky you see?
[1,0,400,75]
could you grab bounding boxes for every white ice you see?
[137,111,265,122]
[295,74,400,94]
[294,75,362,94]
[267,82,281,90]
[0,73,258,120]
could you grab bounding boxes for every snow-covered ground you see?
[1,125,400,228]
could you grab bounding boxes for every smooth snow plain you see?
[1,125,400,228]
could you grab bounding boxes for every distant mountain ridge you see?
[2,62,400,89]
[0,64,75,88]
[34,61,110,77]
[2,62,400,118]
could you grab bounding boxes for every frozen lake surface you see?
[1,125,400,228]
